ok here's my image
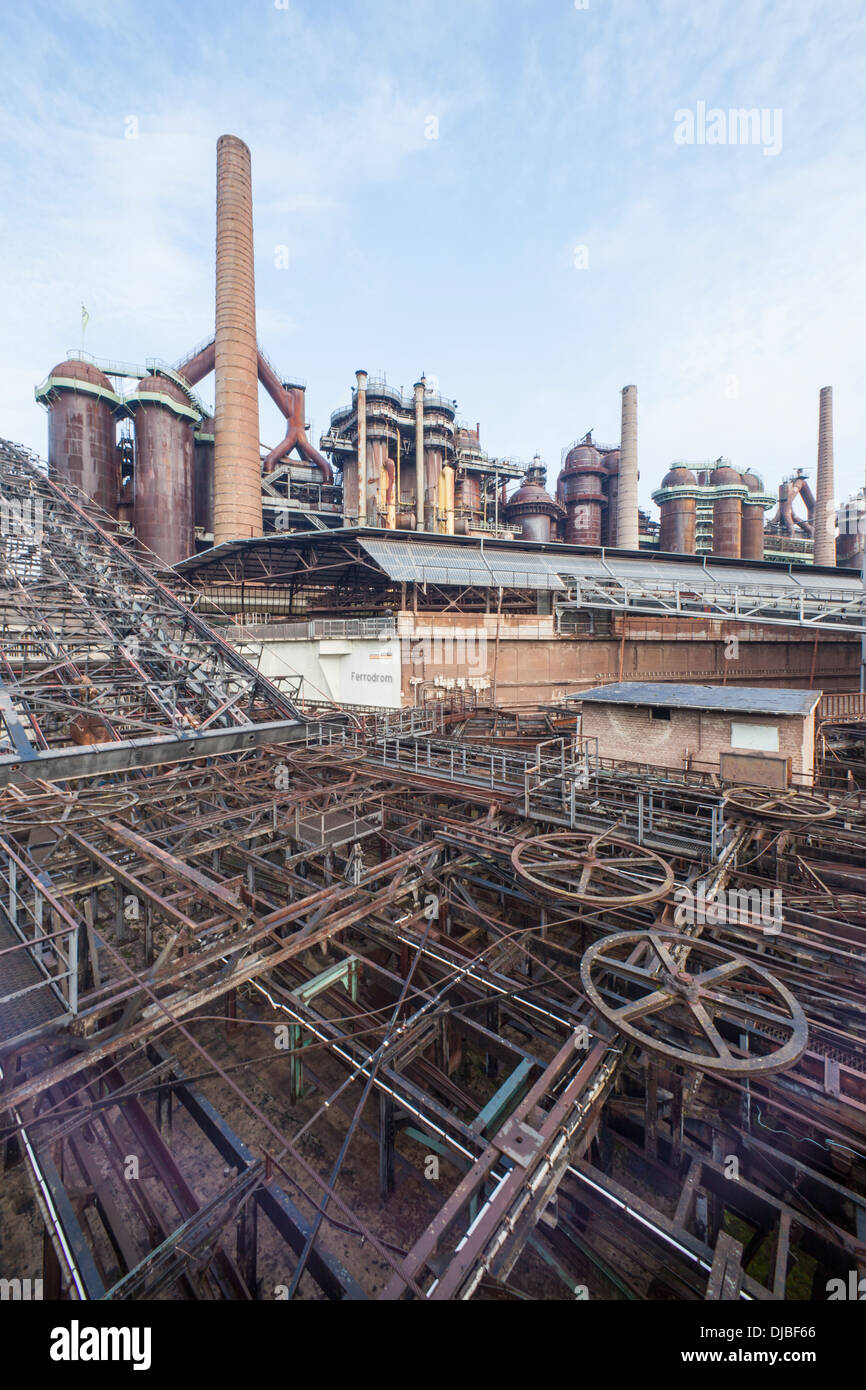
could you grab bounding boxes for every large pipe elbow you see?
[256,349,333,482]
[263,428,300,471]
[177,339,215,387]
[262,426,333,483]
[297,436,333,483]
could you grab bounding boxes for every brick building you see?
[575,683,822,783]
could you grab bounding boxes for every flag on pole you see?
[81,304,90,341]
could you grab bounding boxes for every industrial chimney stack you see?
[813,386,836,567]
[213,135,263,544]
[617,384,639,549]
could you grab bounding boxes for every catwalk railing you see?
[556,571,866,634]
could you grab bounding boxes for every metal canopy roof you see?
[575,682,822,717]
[357,537,565,590]
[177,527,861,590]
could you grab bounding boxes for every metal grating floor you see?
[0,917,67,1045]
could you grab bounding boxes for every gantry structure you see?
[1,439,865,1302]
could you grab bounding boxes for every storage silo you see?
[656,466,698,554]
[710,464,746,558]
[740,471,766,561]
[129,373,195,564]
[38,359,118,516]
[558,442,606,544]
[504,460,564,543]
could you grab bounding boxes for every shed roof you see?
[574,682,821,718]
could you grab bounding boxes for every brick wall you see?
[580,702,815,778]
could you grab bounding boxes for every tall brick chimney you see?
[213,135,262,544]
[813,386,835,566]
[617,384,639,549]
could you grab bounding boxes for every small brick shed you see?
[575,682,822,781]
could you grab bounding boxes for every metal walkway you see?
[0,916,67,1045]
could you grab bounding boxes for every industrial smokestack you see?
[617,385,639,549]
[213,135,263,545]
[813,386,836,566]
[414,378,426,532]
[356,370,368,526]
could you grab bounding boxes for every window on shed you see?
[650,707,671,721]
[730,720,779,752]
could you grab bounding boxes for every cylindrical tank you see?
[414,379,425,532]
[355,370,368,525]
[657,466,698,554]
[42,359,118,515]
[424,446,444,531]
[558,443,607,544]
[213,134,262,544]
[368,435,387,525]
[741,471,765,561]
[130,374,195,565]
[710,464,745,558]
[193,416,215,536]
[504,462,563,543]
[454,472,482,533]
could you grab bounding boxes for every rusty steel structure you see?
[32,128,848,585]
[129,372,196,566]
[559,440,607,545]
[503,459,564,543]
[39,359,119,519]
[2,436,866,1307]
[709,463,746,558]
[657,466,698,555]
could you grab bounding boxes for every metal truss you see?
[558,569,866,634]
[0,439,307,785]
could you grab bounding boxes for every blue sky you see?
[2,0,865,511]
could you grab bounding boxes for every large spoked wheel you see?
[511,831,674,907]
[580,930,808,1075]
[724,786,835,824]
[0,788,139,832]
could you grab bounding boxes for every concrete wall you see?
[238,636,402,708]
[580,702,816,778]
[230,612,854,718]
[397,614,856,705]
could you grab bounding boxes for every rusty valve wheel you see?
[723,786,835,824]
[580,930,808,1076]
[510,830,674,907]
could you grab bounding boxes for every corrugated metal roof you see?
[575,682,822,717]
[177,529,865,598]
[552,555,864,593]
[358,537,565,590]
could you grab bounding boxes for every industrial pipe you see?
[356,370,368,526]
[414,378,425,533]
[258,353,333,481]
[176,339,215,387]
[383,458,396,529]
[443,463,455,535]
